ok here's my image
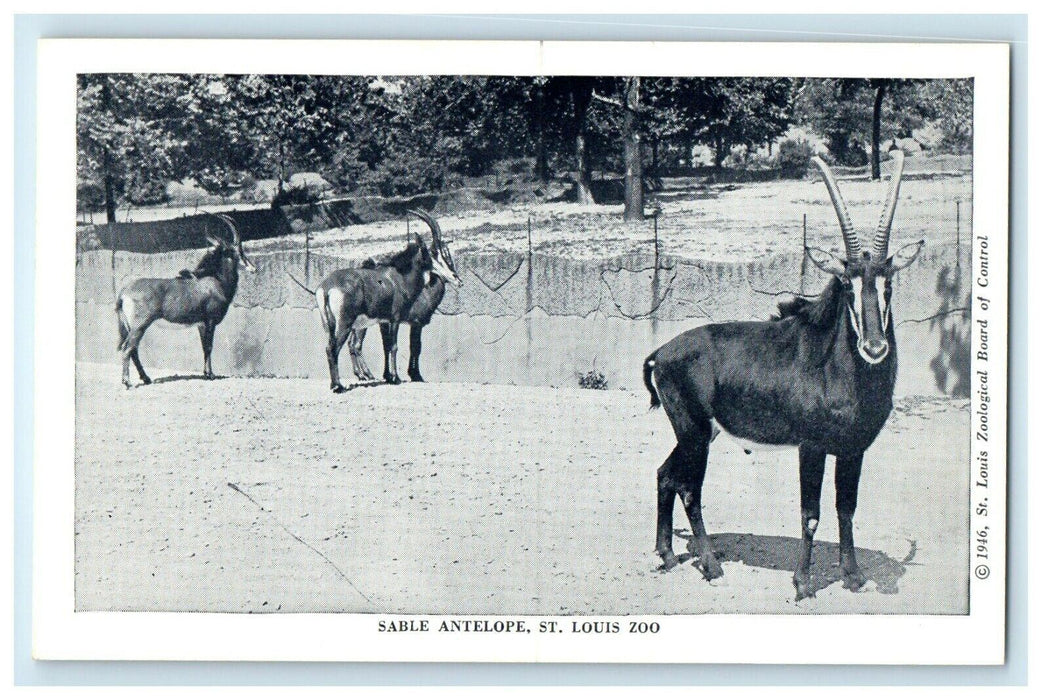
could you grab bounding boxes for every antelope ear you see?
[888,240,925,272]
[806,246,847,277]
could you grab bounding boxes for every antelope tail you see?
[115,296,130,351]
[643,354,661,410]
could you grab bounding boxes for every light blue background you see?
[13,13,1028,686]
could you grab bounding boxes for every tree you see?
[564,77,597,205]
[323,77,399,193]
[793,78,871,168]
[622,77,643,221]
[179,76,259,197]
[77,74,192,221]
[920,79,974,153]
[229,75,344,193]
[694,78,792,168]
[640,78,693,181]
[592,77,645,220]
[793,78,938,178]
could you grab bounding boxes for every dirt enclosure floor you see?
[75,362,970,615]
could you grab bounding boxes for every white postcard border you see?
[33,39,1010,664]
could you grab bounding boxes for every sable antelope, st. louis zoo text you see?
[642,151,924,599]
[115,213,256,388]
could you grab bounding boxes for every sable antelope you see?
[642,151,923,599]
[115,213,256,388]
[348,209,461,383]
[307,210,460,393]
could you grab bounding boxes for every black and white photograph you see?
[32,39,1010,664]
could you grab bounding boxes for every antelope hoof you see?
[685,539,724,580]
[841,569,867,592]
[140,376,152,385]
[656,550,679,572]
[384,375,401,385]
[695,553,724,581]
[331,384,348,394]
[793,573,817,601]
[409,372,425,383]
[123,380,133,390]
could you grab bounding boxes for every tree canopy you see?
[77,74,973,221]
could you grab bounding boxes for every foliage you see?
[775,138,817,177]
[77,73,972,217]
[77,74,193,218]
[790,77,970,168]
[271,183,324,208]
[577,369,609,391]
[919,79,974,154]
[657,78,792,167]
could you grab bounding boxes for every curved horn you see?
[211,213,254,270]
[871,150,905,261]
[213,213,241,247]
[811,156,862,263]
[407,208,442,251]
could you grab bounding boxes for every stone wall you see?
[77,243,972,397]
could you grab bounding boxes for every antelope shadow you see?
[150,373,229,385]
[929,263,971,399]
[345,379,387,390]
[674,529,912,595]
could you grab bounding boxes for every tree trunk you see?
[651,135,661,177]
[103,163,117,223]
[714,137,728,170]
[533,86,549,182]
[99,78,118,223]
[871,82,886,180]
[534,126,548,182]
[277,140,287,194]
[623,77,644,222]
[570,81,594,205]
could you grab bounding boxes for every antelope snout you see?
[861,338,888,362]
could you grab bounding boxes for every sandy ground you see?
[74,361,970,615]
[245,172,971,263]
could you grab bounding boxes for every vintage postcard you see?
[33,39,1008,663]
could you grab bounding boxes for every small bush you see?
[577,370,609,391]
[271,183,323,209]
[775,138,817,177]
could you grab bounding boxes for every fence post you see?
[524,213,534,369]
[110,224,117,302]
[653,206,660,257]
[526,213,532,257]
[650,207,661,339]
[304,230,311,285]
[800,213,808,295]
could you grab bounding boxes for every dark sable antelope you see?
[642,151,923,599]
[309,209,460,393]
[348,209,461,383]
[116,213,255,388]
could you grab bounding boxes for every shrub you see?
[775,138,817,177]
[271,183,323,209]
[577,370,609,391]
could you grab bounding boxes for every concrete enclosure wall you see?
[77,243,971,397]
